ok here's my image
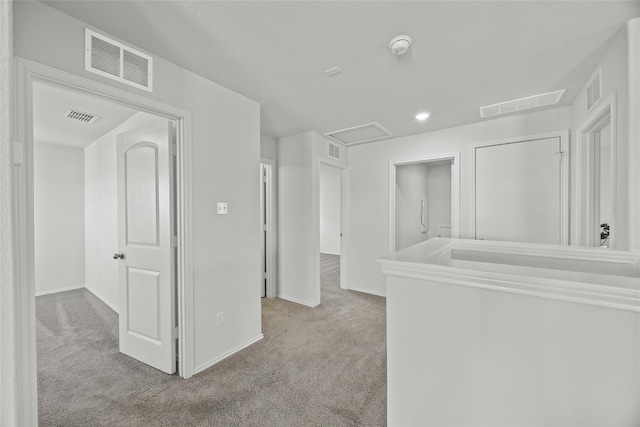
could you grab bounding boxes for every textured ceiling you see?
[33,81,137,148]
[42,0,640,140]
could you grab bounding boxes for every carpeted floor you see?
[36,254,387,426]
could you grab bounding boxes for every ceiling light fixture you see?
[416,112,430,121]
[389,35,412,55]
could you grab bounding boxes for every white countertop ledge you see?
[378,238,640,312]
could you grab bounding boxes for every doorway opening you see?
[32,80,179,418]
[319,163,342,300]
[389,154,460,253]
[577,94,617,248]
[14,58,194,424]
[260,161,276,298]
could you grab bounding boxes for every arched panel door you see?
[116,123,175,374]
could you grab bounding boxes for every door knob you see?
[113,252,125,260]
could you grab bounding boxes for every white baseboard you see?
[347,286,387,298]
[35,284,85,297]
[84,285,119,313]
[277,294,319,308]
[193,334,264,375]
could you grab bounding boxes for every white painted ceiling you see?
[33,81,137,148]
[42,1,639,141]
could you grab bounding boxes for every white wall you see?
[347,107,572,296]
[571,26,629,250]
[427,162,452,239]
[395,163,429,250]
[33,143,85,295]
[278,131,347,305]
[15,1,262,372]
[628,18,640,253]
[277,132,318,306]
[84,112,166,311]
[319,163,341,255]
[260,134,277,161]
[386,271,639,426]
[0,2,17,423]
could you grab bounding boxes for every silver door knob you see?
[113,252,125,260]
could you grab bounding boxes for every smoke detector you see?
[389,35,412,55]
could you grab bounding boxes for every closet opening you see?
[389,154,460,252]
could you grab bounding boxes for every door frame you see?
[388,153,460,253]
[260,159,277,298]
[471,130,570,244]
[576,93,617,248]
[13,57,195,423]
[316,158,349,295]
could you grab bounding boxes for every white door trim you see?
[470,130,570,245]
[576,93,617,248]
[13,57,195,423]
[260,159,277,298]
[388,153,461,254]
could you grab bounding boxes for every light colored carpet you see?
[36,254,387,426]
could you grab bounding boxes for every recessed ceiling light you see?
[416,112,430,121]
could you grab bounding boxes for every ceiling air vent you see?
[63,109,99,124]
[328,143,341,160]
[85,29,153,92]
[480,89,565,119]
[324,122,393,146]
[586,68,602,112]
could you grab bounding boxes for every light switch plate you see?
[217,202,228,215]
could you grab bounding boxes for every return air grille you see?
[328,143,341,160]
[91,36,121,77]
[85,29,153,92]
[63,109,99,124]
[324,122,393,146]
[480,89,565,119]
[586,68,602,112]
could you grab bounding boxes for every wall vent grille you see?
[85,29,153,92]
[328,143,341,160]
[586,68,602,112]
[63,109,99,124]
[480,89,565,119]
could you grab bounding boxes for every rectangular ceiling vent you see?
[586,67,602,112]
[480,89,565,119]
[328,143,341,160]
[63,109,99,124]
[324,122,393,146]
[85,29,153,92]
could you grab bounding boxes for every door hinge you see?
[171,235,178,248]
[13,141,23,165]
[170,143,177,156]
[263,272,267,279]
[173,326,179,339]
[263,224,267,231]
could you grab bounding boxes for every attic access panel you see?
[324,122,393,146]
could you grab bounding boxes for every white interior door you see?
[260,163,267,298]
[475,137,562,244]
[116,123,176,374]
